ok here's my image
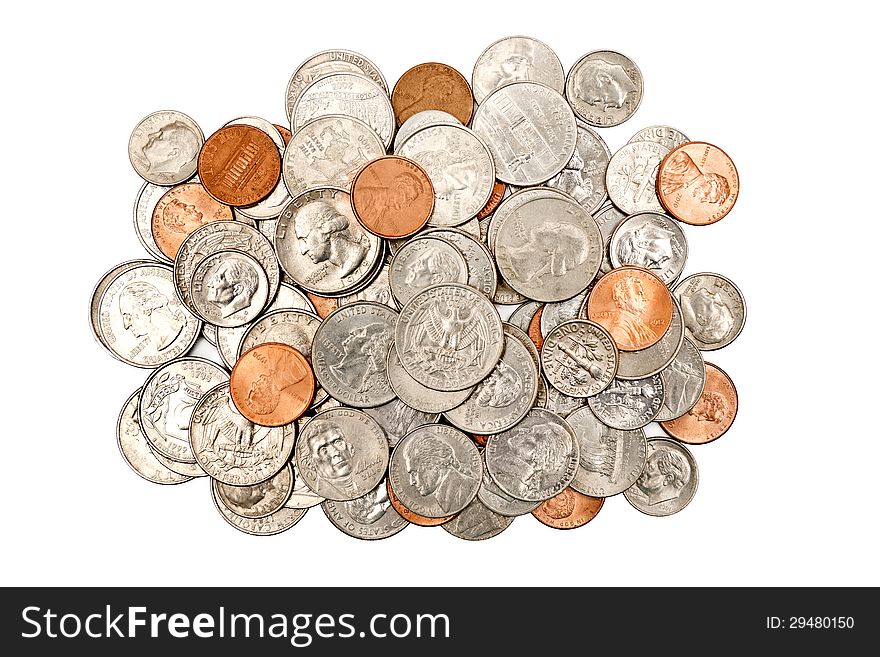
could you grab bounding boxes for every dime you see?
[540,289,592,338]
[419,228,497,300]
[541,320,618,397]
[606,141,670,214]
[659,362,737,444]
[565,406,646,497]
[212,485,307,535]
[673,272,746,350]
[655,338,706,421]
[587,266,674,351]
[339,265,397,309]
[322,480,409,540]
[476,180,507,220]
[134,182,174,261]
[566,50,643,127]
[485,408,579,502]
[593,202,628,275]
[295,408,389,501]
[393,109,461,153]
[472,82,576,185]
[613,297,684,380]
[472,35,564,104]
[363,398,439,448]
[128,110,203,185]
[230,343,315,426]
[389,236,468,306]
[391,62,473,126]
[624,438,699,516]
[508,300,542,334]
[386,479,453,526]
[441,497,514,540]
[223,117,291,220]
[285,461,325,509]
[386,344,473,413]
[189,383,296,486]
[189,250,270,328]
[151,183,233,260]
[532,488,604,529]
[547,122,611,214]
[477,452,541,517]
[395,283,504,391]
[588,374,664,430]
[198,125,281,206]
[657,142,739,225]
[352,156,434,238]
[610,211,688,285]
[389,424,482,518]
[628,125,690,150]
[214,463,293,519]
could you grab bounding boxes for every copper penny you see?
[587,266,673,351]
[657,141,739,226]
[198,125,281,207]
[391,62,474,126]
[150,182,234,259]
[476,180,507,221]
[471,434,489,447]
[351,156,434,238]
[660,362,738,444]
[305,293,338,319]
[386,479,454,527]
[230,342,315,427]
[527,305,545,351]
[273,124,292,145]
[532,488,604,530]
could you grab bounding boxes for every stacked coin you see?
[95,38,745,540]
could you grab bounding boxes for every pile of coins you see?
[92,38,745,540]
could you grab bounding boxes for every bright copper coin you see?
[587,266,674,351]
[273,124,292,145]
[476,180,507,220]
[351,156,434,238]
[660,362,738,444]
[471,434,489,447]
[229,342,315,427]
[151,182,234,259]
[657,141,739,226]
[198,125,281,207]
[532,488,604,530]
[305,293,338,319]
[386,479,454,527]
[528,305,545,351]
[391,62,474,126]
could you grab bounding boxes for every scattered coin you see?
[386,345,473,413]
[627,125,690,150]
[674,272,746,351]
[129,110,203,185]
[386,479,454,526]
[351,156,434,238]
[547,122,611,214]
[151,182,233,260]
[214,463,293,519]
[441,497,514,540]
[472,35,564,104]
[624,438,699,516]
[655,338,706,422]
[230,343,315,426]
[566,50,643,127]
[657,142,739,225]
[606,140,670,214]
[541,320,618,398]
[532,488,604,529]
[198,124,281,206]
[391,62,474,126]
[189,250,270,328]
[322,480,409,540]
[659,362,738,444]
[588,374,664,430]
[609,211,688,285]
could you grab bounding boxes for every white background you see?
[3,0,878,587]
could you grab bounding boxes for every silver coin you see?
[477,452,542,517]
[97,262,201,368]
[212,485,307,535]
[541,320,618,398]
[627,125,690,150]
[565,50,643,128]
[624,438,699,516]
[362,399,439,449]
[441,497,514,540]
[674,272,747,351]
[295,407,389,501]
[419,227,497,299]
[656,338,706,421]
[148,444,207,478]
[90,259,152,360]
[389,424,482,518]
[293,73,394,148]
[339,264,398,310]
[606,141,670,214]
[503,322,540,369]
[592,202,628,274]
[322,480,409,540]
[397,124,495,227]
[588,374,664,430]
[389,236,468,306]
[189,383,296,486]
[133,183,173,261]
[257,217,277,244]
[472,82,576,185]
[128,110,202,185]
[213,462,293,520]
[493,188,601,302]
[188,250,270,328]
[223,117,290,220]
[395,283,504,391]
[546,122,611,214]
[393,109,461,153]
[285,460,326,509]
[536,376,586,417]
[540,289,591,337]
[610,212,688,285]
[492,277,527,305]
[508,300,542,333]
[283,115,385,199]
[312,302,397,408]
[285,49,388,121]
[138,356,228,462]
[117,389,192,485]
[472,35,564,104]
[386,345,473,413]
[565,407,646,497]
[444,328,539,435]
[275,187,382,295]
[612,297,685,380]
[201,323,217,346]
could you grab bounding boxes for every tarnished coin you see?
[117,389,192,485]
[339,264,397,309]
[395,283,504,391]
[230,343,315,426]
[363,399,439,448]
[393,109,461,153]
[541,320,617,398]
[90,259,152,359]
[547,123,611,214]
[397,124,495,227]
[295,408,389,501]
[485,408,579,502]
[307,293,339,318]
[212,485,307,535]
[628,125,690,150]
[606,141,670,214]
[588,374,664,430]
[128,110,203,185]
[441,498,514,540]
[189,250,270,328]
[274,124,292,144]
[389,424,482,518]
[389,236,468,306]
[282,115,385,198]
[223,117,291,220]
[540,289,592,338]
[624,438,699,516]
[189,383,296,486]
[391,62,474,126]
[477,452,541,517]
[151,182,233,260]
[285,461,325,509]
[659,362,737,444]
[472,35,564,104]
[198,125,281,206]
[655,338,706,421]
[386,345,473,413]
[472,82,576,185]
[657,142,739,225]
[565,406,647,497]
[610,212,688,285]
[139,357,228,462]
[352,156,434,238]
[593,202,628,275]
[674,272,746,351]
[532,488,604,529]
[386,480,453,526]
[322,480,409,540]
[134,182,174,261]
[97,262,201,368]
[613,297,684,380]
[214,463,293,519]
[419,228,497,299]
[566,50,643,127]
